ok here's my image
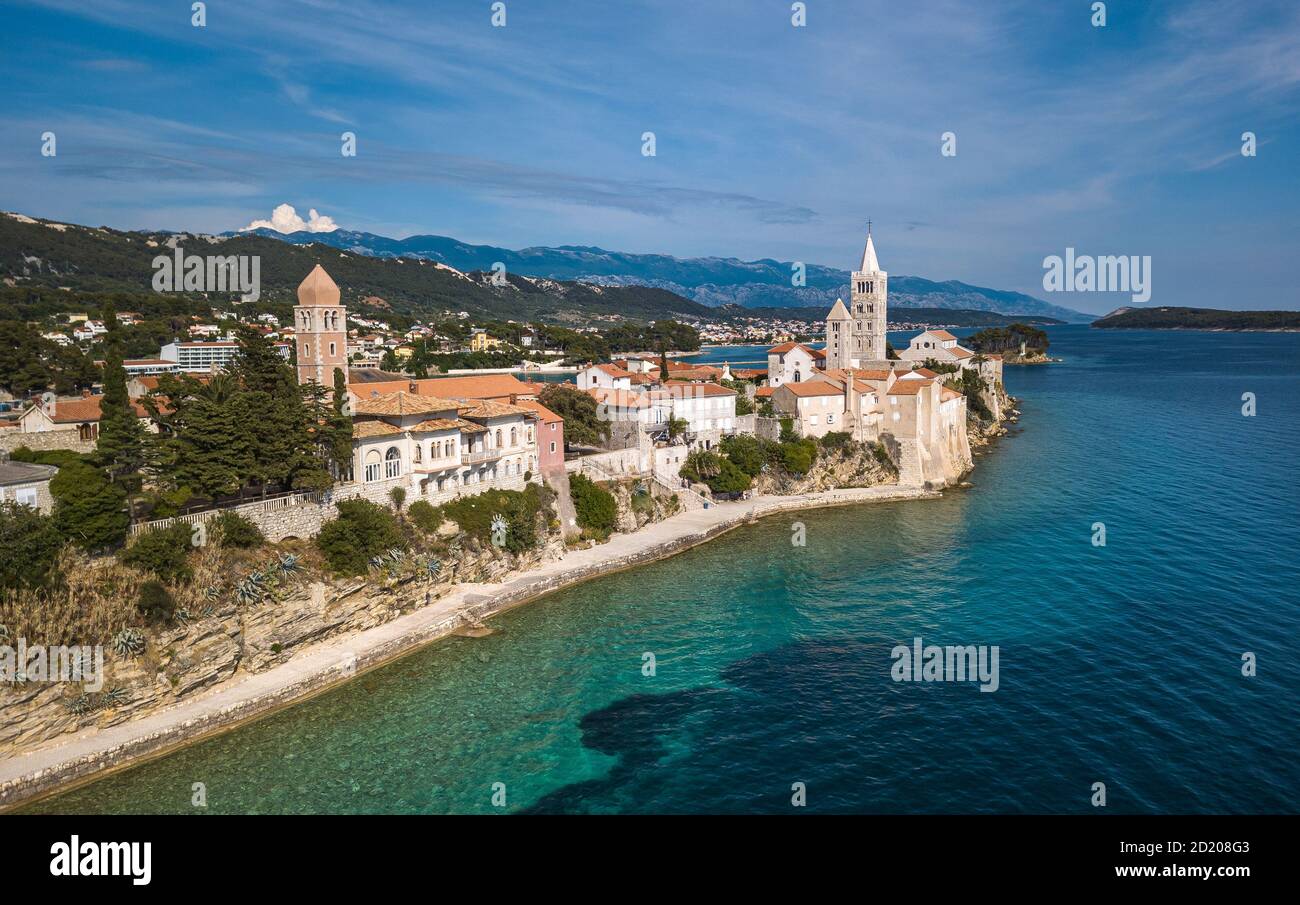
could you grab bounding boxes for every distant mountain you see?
[0,213,714,324]
[232,226,1092,323]
[1093,306,1300,331]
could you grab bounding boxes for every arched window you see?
[494,429,503,448]
[510,426,517,447]
[385,446,401,479]
[527,427,534,443]
[413,443,423,463]
[364,449,381,482]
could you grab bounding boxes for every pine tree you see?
[93,304,147,489]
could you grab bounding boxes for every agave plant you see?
[101,686,130,708]
[277,553,301,576]
[112,627,146,659]
[386,548,406,563]
[174,608,192,626]
[66,694,94,715]
[203,585,222,602]
[368,555,385,572]
[424,558,441,579]
[235,574,265,605]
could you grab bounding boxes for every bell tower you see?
[294,264,349,388]
[849,223,888,366]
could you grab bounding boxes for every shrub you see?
[137,580,176,625]
[778,417,798,444]
[120,522,193,582]
[779,438,817,475]
[872,442,894,468]
[439,484,552,553]
[680,450,722,484]
[50,461,128,551]
[213,511,264,549]
[389,486,407,512]
[720,434,766,477]
[819,431,852,450]
[0,501,65,590]
[569,473,617,537]
[9,447,87,469]
[315,499,406,575]
[708,457,752,494]
[408,500,443,534]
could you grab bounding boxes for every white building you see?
[576,363,633,391]
[766,342,826,389]
[348,391,542,505]
[160,340,290,373]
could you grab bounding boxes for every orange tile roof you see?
[766,342,826,359]
[510,398,563,424]
[353,420,403,439]
[929,330,958,341]
[778,381,844,398]
[591,363,633,378]
[755,386,775,398]
[587,387,649,408]
[40,395,150,423]
[950,346,974,359]
[353,392,463,417]
[407,418,466,433]
[350,373,537,402]
[888,380,931,395]
[459,399,535,419]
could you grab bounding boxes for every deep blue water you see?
[22,326,1300,814]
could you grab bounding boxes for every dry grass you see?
[0,550,141,648]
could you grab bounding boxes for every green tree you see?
[50,461,128,551]
[121,522,192,582]
[314,499,406,575]
[538,383,609,447]
[0,501,66,590]
[93,304,147,495]
[569,473,617,537]
[212,511,264,549]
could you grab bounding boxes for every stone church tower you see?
[826,225,889,369]
[294,264,349,388]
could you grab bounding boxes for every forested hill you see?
[1092,306,1300,331]
[0,213,713,325]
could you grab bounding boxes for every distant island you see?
[1093,306,1300,332]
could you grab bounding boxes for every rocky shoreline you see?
[0,483,939,811]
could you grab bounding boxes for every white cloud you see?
[241,203,339,234]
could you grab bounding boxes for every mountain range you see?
[232,226,1090,323]
[0,211,1084,326]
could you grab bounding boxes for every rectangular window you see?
[15,488,37,508]
[549,441,556,454]
[385,459,400,479]
[364,463,381,482]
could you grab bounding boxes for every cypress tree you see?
[94,303,146,488]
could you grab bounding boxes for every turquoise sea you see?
[20,326,1300,814]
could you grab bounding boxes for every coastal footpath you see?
[0,484,938,810]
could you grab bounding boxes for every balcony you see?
[464,447,504,464]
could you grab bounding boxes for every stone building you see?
[825,225,890,371]
[294,265,349,388]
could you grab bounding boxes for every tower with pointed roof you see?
[825,224,889,370]
[294,264,349,388]
[825,298,852,370]
[850,223,888,366]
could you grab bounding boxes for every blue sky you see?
[1,0,1297,313]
